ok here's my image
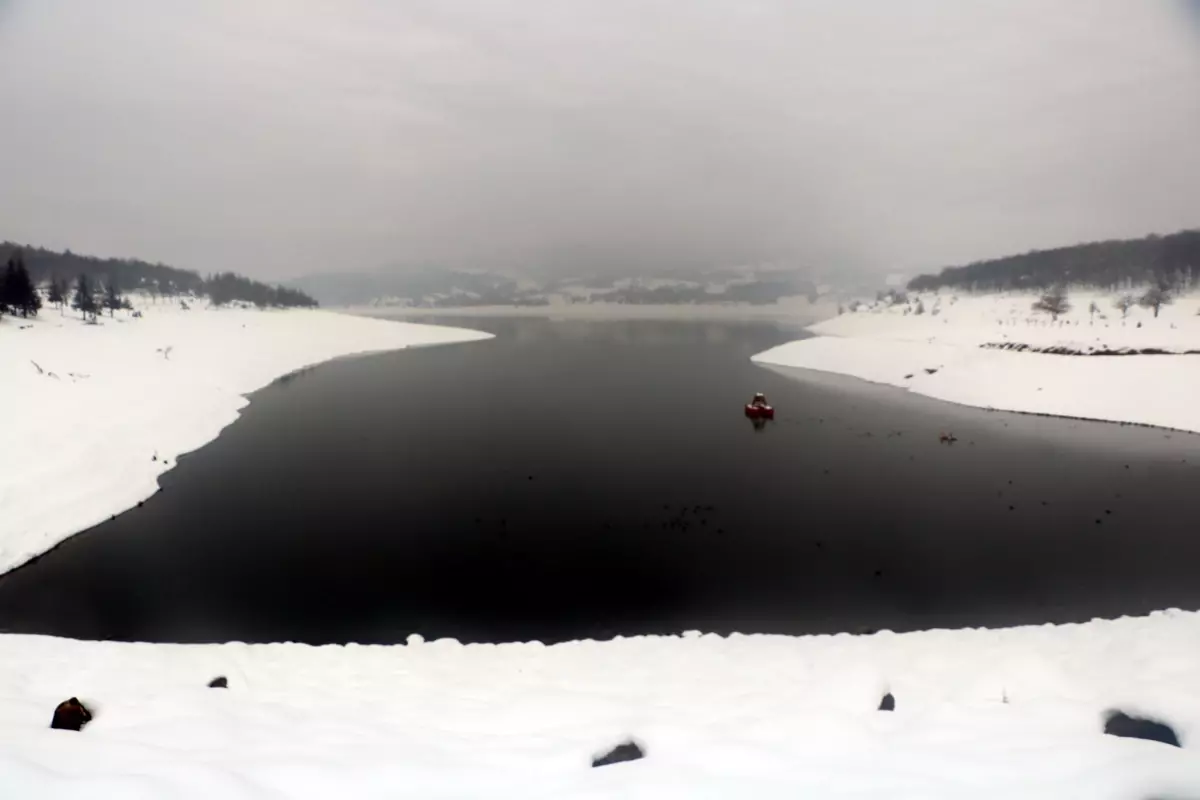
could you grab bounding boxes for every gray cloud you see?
[1,0,1198,279]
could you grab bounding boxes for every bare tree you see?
[1088,300,1099,321]
[1138,286,1172,318]
[1032,287,1070,322]
[1113,293,1136,319]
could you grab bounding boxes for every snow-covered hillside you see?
[0,299,491,575]
[2,611,1199,798]
[753,291,1200,433]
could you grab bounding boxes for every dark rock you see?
[592,740,645,768]
[208,676,228,689]
[50,697,93,731]
[1103,710,1180,747]
[878,692,895,711]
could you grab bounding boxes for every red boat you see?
[744,393,775,419]
[744,404,774,419]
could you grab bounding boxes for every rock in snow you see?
[591,740,645,768]
[49,697,92,731]
[208,676,228,689]
[878,692,895,711]
[0,298,491,576]
[1104,710,1181,748]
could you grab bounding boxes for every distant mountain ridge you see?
[288,266,822,308]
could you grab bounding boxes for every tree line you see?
[205,271,317,308]
[0,241,317,312]
[1,252,140,321]
[908,229,1200,293]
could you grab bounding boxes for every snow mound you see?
[2,611,1200,798]
[753,291,1200,433]
[0,299,491,575]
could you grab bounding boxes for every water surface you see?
[1,316,1197,644]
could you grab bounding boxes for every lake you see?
[1,315,1198,645]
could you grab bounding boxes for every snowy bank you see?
[3,611,1200,798]
[0,300,491,575]
[753,291,1200,433]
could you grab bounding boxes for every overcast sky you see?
[1,1,1198,280]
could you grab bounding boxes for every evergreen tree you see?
[103,276,124,317]
[16,260,41,317]
[47,276,66,314]
[72,273,98,320]
[0,259,14,314]
[1,255,39,317]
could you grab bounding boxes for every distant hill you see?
[908,229,1200,293]
[1,241,317,308]
[289,268,549,308]
[290,266,820,308]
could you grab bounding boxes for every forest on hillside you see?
[0,242,317,308]
[908,229,1200,293]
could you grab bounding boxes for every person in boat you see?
[750,392,769,407]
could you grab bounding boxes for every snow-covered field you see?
[0,298,491,576]
[2,612,1199,798]
[753,291,1200,433]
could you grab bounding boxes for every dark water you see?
[1,316,1199,645]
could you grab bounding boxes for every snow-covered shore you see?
[3,611,1199,798]
[753,291,1200,433]
[0,300,491,575]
